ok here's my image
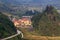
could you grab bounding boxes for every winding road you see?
[1,30,23,40]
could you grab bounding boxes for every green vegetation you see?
[32,5,60,36]
[0,12,22,40]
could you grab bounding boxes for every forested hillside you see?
[0,12,22,40]
[32,5,60,36]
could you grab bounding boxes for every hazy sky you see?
[16,0,60,5]
[0,0,60,7]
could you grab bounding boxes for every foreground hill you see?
[32,5,60,36]
[0,12,22,40]
[0,12,17,38]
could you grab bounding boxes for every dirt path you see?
[24,34,60,40]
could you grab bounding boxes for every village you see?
[12,16,32,28]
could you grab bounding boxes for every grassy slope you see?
[18,28,60,40]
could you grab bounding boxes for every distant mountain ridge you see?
[0,0,60,15]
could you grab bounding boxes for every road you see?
[1,30,23,40]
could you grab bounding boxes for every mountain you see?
[0,0,60,16]
[32,5,60,36]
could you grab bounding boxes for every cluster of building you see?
[12,16,32,28]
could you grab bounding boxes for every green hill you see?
[0,12,22,40]
[32,5,60,36]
